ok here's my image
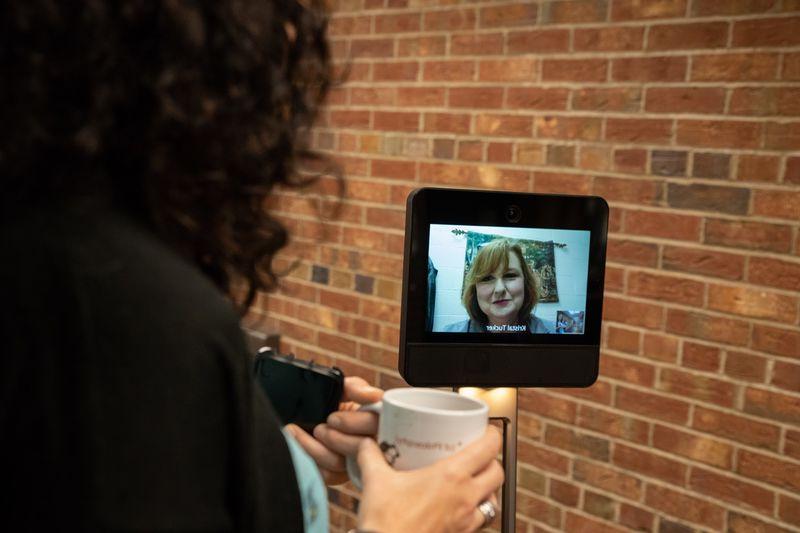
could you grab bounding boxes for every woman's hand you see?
[356,427,504,533]
[285,376,383,485]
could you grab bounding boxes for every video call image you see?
[427,224,591,334]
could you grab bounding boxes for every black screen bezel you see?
[399,188,608,387]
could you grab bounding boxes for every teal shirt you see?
[282,430,329,533]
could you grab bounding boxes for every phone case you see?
[253,347,344,433]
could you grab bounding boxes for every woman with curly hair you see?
[0,2,502,532]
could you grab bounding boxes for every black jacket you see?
[1,203,304,532]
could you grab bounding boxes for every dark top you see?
[0,202,304,532]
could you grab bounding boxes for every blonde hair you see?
[462,239,540,327]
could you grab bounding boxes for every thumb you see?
[357,438,392,485]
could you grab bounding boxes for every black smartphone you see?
[253,346,344,433]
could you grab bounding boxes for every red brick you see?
[564,512,626,533]
[479,58,537,82]
[620,504,655,531]
[607,238,658,267]
[519,389,577,423]
[737,154,781,182]
[396,87,444,107]
[683,342,721,372]
[692,53,780,81]
[448,87,502,109]
[725,351,768,382]
[785,52,800,80]
[373,62,419,82]
[556,380,613,405]
[648,22,728,50]
[606,266,625,292]
[643,333,679,362]
[456,141,482,161]
[422,8,476,31]
[645,485,726,529]
[603,296,664,329]
[730,87,800,116]
[545,425,610,461]
[574,26,644,51]
[786,430,800,460]
[350,88,392,106]
[677,120,761,149]
[733,16,800,46]
[549,478,580,507]
[708,284,798,323]
[479,3,538,28]
[705,219,794,253]
[374,12,420,33]
[328,15,371,36]
[370,159,416,181]
[536,115,602,141]
[645,87,726,114]
[542,0,608,23]
[690,468,774,514]
[517,492,562,528]
[773,361,800,392]
[329,110,370,129]
[418,162,479,187]
[573,87,642,112]
[606,118,672,143]
[728,512,795,533]
[659,368,737,407]
[666,308,750,346]
[787,156,800,184]
[692,0,779,15]
[625,210,702,241]
[752,325,800,359]
[543,59,608,82]
[487,142,512,163]
[350,38,395,59]
[475,114,532,137]
[614,443,687,486]
[745,387,800,424]
[507,88,569,110]
[779,495,800,528]
[518,440,570,475]
[765,121,800,150]
[616,386,690,424]
[612,0,687,20]
[397,36,447,57]
[694,406,781,451]
[373,111,419,132]
[662,246,745,281]
[343,226,390,252]
[612,56,687,82]
[507,29,570,54]
[576,405,649,444]
[602,352,657,386]
[579,145,612,171]
[748,257,800,291]
[422,60,474,82]
[450,33,503,56]
[365,207,405,230]
[612,149,646,173]
[628,271,705,306]
[423,113,470,134]
[573,459,643,499]
[535,171,592,194]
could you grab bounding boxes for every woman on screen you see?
[443,239,552,333]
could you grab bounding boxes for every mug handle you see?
[345,401,382,491]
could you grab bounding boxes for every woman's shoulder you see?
[529,315,553,333]
[441,319,470,332]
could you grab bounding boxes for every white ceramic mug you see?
[346,388,489,490]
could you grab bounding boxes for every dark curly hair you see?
[1,0,332,312]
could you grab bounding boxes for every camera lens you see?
[505,204,522,223]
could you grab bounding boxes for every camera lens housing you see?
[505,204,522,223]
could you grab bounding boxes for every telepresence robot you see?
[399,188,609,532]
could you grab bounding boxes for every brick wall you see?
[251,1,800,531]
